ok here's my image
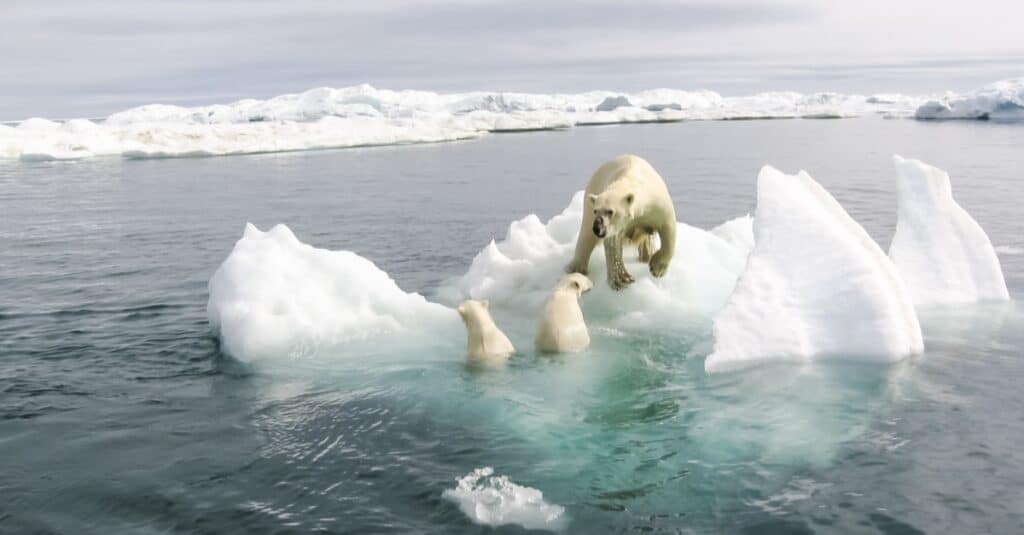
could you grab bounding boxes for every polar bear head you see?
[457,299,491,326]
[588,190,634,238]
[556,273,593,297]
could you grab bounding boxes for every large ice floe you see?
[207,223,458,363]
[1,84,925,161]
[914,78,1024,121]
[705,166,924,373]
[207,157,1009,372]
[442,467,567,531]
[889,156,1009,306]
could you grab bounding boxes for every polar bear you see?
[566,155,677,290]
[458,299,515,365]
[535,273,593,354]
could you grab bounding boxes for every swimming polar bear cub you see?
[535,273,594,354]
[458,299,515,365]
[566,155,677,290]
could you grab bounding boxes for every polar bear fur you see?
[566,154,677,290]
[458,299,515,365]
[535,273,593,354]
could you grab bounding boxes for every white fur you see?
[566,154,677,290]
[535,273,593,354]
[458,299,515,365]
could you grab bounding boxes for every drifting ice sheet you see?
[442,467,567,531]
[706,166,923,373]
[206,223,457,363]
[889,156,1009,306]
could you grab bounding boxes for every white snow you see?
[888,156,1009,306]
[0,84,926,160]
[206,223,458,363]
[914,78,1024,121]
[706,166,923,373]
[442,467,567,531]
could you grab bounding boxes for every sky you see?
[2,0,1022,119]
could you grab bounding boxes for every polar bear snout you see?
[592,217,607,238]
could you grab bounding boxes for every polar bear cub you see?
[566,154,677,290]
[535,273,594,354]
[458,299,515,365]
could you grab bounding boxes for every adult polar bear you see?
[566,155,677,290]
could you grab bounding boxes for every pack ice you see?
[0,84,923,161]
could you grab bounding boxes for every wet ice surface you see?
[2,118,1023,533]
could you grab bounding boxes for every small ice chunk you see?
[889,156,1009,306]
[442,467,567,531]
[706,166,923,373]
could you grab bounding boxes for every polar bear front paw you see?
[649,254,670,278]
[608,269,635,290]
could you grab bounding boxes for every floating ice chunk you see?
[442,467,567,531]
[914,78,1024,121]
[439,192,753,328]
[207,223,457,363]
[889,156,1009,306]
[707,166,923,373]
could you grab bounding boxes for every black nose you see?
[592,222,606,238]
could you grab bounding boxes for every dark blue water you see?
[2,118,1023,533]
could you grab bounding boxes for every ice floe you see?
[206,157,1011,372]
[207,223,458,363]
[706,166,923,373]
[914,78,1024,121]
[1,84,926,161]
[442,467,567,531]
[889,156,1009,306]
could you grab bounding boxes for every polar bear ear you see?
[625,193,634,205]
[457,303,467,317]
[587,193,598,205]
[481,299,490,309]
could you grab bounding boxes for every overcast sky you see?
[3,0,1022,119]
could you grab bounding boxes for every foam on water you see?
[442,467,567,531]
[706,166,923,373]
[0,85,927,161]
[889,156,1009,306]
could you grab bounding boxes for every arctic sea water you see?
[2,117,1023,533]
